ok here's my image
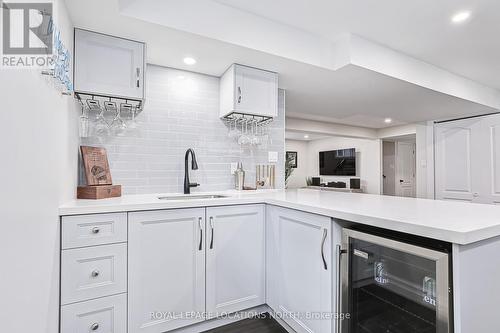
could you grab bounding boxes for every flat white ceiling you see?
[213,0,500,90]
[64,0,500,129]
[285,130,331,141]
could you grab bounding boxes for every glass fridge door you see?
[341,229,450,333]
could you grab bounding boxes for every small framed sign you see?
[286,151,298,168]
[80,146,113,185]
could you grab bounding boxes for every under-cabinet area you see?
[59,199,500,333]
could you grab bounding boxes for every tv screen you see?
[319,148,356,176]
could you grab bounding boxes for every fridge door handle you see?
[336,244,347,333]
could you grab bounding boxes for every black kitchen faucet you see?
[184,148,199,194]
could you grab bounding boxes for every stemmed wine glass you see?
[238,117,251,145]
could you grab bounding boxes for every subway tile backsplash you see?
[80,65,285,195]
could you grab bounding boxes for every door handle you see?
[209,216,214,250]
[136,67,141,88]
[237,86,242,104]
[399,179,404,183]
[321,229,328,270]
[198,217,203,251]
[336,245,347,333]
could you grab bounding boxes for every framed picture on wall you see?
[286,151,298,168]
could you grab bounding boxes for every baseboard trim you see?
[169,305,276,333]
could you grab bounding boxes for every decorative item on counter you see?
[234,162,245,191]
[78,146,121,199]
[256,164,276,189]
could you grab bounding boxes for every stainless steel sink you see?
[158,194,229,201]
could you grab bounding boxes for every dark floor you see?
[202,313,288,333]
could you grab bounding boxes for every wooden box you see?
[77,185,122,200]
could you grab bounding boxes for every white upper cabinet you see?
[128,208,206,333]
[206,205,265,316]
[220,64,278,118]
[266,206,333,333]
[74,29,145,100]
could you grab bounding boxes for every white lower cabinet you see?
[267,205,333,333]
[61,204,336,333]
[206,205,265,316]
[61,243,127,305]
[128,208,206,333]
[61,294,127,333]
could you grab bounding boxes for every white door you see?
[206,205,265,316]
[234,65,278,117]
[434,118,483,202]
[395,142,416,197]
[267,206,332,333]
[479,115,500,204]
[74,29,145,99]
[382,141,396,196]
[128,208,206,333]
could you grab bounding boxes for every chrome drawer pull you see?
[91,227,100,234]
[90,323,99,331]
[198,217,203,251]
[91,270,100,278]
[209,217,214,250]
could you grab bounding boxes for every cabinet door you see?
[206,205,265,316]
[234,65,278,117]
[267,206,332,333]
[128,208,205,333]
[434,118,483,202]
[74,29,145,99]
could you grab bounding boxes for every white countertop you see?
[59,189,500,245]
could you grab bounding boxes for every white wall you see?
[294,136,381,194]
[81,65,286,194]
[285,140,309,188]
[0,1,79,332]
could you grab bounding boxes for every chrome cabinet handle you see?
[90,323,99,331]
[91,227,100,234]
[198,217,203,251]
[209,217,214,249]
[136,67,141,88]
[91,270,100,278]
[321,229,328,270]
[237,86,242,104]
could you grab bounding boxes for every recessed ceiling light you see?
[384,118,392,124]
[183,57,197,65]
[303,134,309,139]
[451,11,471,24]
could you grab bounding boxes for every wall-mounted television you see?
[319,148,356,176]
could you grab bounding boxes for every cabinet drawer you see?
[62,213,127,249]
[61,243,127,305]
[61,293,126,333]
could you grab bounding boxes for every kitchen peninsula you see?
[59,189,500,333]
